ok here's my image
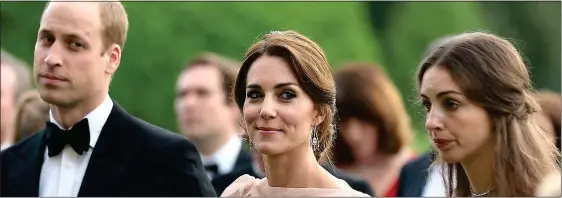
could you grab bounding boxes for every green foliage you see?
[481,2,561,92]
[0,2,383,133]
[0,2,45,64]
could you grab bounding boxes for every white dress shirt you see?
[422,164,449,197]
[200,135,242,179]
[0,143,12,151]
[39,95,113,197]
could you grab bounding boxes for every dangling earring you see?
[311,126,319,152]
[248,138,253,150]
[244,134,253,150]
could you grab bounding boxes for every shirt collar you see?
[48,94,113,148]
[201,135,242,175]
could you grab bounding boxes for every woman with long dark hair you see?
[417,32,560,196]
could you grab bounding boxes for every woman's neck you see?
[264,144,329,188]
[461,141,495,195]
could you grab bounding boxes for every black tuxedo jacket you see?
[0,103,216,197]
[210,162,259,195]
[397,151,434,197]
[226,147,253,175]
[208,147,252,194]
[211,160,375,196]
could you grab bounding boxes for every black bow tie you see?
[46,118,91,157]
[205,164,219,175]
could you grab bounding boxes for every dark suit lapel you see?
[401,152,433,197]
[232,147,252,173]
[78,103,131,196]
[321,163,337,174]
[6,131,47,196]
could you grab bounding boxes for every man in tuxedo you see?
[175,52,252,183]
[0,1,216,197]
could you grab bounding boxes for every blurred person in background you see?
[333,62,416,197]
[210,149,272,195]
[533,90,561,151]
[0,1,215,197]
[397,35,454,197]
[417,32,560,196]
[0,49,31,150]
[174,52,252,189]
[12,89,50,142]
[221,30,368,197]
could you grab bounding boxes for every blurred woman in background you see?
[221,30,368,197]
[417,31,560,196]
[333,62,415,197]
[13,89,50,142]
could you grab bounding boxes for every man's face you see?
[174,65,235,142]
[33,2,119,107]
[0,65,16,136]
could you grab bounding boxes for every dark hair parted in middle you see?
[417,32,560,196]
[233,30,336,164]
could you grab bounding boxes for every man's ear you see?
[105,43,121,75]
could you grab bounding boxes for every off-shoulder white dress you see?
[220,174,371,197]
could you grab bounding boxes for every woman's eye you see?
[443,99,459,110]
[246,91,262,99]
[279,90,296,100]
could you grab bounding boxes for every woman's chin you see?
[255,142,284,156]
[439,149,463,164]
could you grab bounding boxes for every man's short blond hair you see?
[99,2,129,50]
[44,1,129,51]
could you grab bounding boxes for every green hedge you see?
[1,2,383,133]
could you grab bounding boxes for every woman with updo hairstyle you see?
[220,30,368,197]
[417,31,560,197]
